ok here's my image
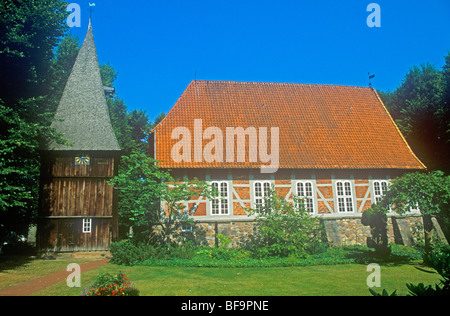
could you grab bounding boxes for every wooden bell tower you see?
[38,19,121,252]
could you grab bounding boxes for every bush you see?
[0,241,36,256]
[109,240,158,266]
[370,243,450,296]
[361,204,390,257]
[246,188,322,258]
[81,272,139,296]
[139,246,355,268]
[109,240,198,265]
[406,243,450,296]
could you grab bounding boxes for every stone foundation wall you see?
[334,218,372,246]
[323,215,424,247]
[194,221,256,248]
[187,214,427,248]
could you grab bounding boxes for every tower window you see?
[82,218,92,233]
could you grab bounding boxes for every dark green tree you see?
[0,0,69,244]
[380,58,450,172]
[47,34,80,111]
[0,0,68,113]
[374,171,450,254]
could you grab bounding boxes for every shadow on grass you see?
[342,245,422,266]
[0,255,35,273]
[0,243,38,272]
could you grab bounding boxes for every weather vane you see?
[89,3,96,19]
[368,72,375,88]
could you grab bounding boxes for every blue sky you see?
[67,0,450,121]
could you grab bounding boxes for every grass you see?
[0,254,92,291]
[0,245,443,296]
[20,260,441,296]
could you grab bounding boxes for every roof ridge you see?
[191,79,372,90]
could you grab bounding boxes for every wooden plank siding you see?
[46,178,113,217]
[38,154,119,252]
[38,218,114,252]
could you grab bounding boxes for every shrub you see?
[406,243,450,296]
[109,240,158,266]
[361,204,391,257]
[246,188,322,258]
[81,272,139,296]
[139,246,356,268]
[370,243,450,296]
[109,240,199,265]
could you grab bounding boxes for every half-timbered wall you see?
[163,169,419,247]
[167,169,404,219]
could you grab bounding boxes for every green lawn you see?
[0,255,92,291]
[30,261,441,296]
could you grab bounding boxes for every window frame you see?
[335,180,354,213]
[253,180,272,211]
[82,218,92,233]
[210,181,230,216]
[296,181,315,214]
[373,180,390,204]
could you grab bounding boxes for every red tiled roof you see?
[152,80,426,170]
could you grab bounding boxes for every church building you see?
[151,80,427,246]
[38,20,121,252]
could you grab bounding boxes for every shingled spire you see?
[48,18,120,152]
[38,19,120,252]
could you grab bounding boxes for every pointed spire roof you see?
[48,19,121,152]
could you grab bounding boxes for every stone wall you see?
[322,214,424,247]
[151,213,441,249]
[334,218,372,246]
[194,220,255,248]
[188,214,427,248]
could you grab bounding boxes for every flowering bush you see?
[81,272,139,296]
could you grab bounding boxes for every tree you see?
[0,0,68,113]
[47,34,80,111]
[108,150,216,244]
[100,62,118,88]
[0,0,69,244]
[375,171,450,254]
[108,151,166,240]
[380,58,450,172]
[442,52,450,161]
[156,176,215,246]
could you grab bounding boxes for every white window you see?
[82,218,92,233]
[254,181,271,211]
[296,181,315,214]
[211,181,229,215]
[181,222,193,232]
[373,180,389,203]
[336,181,354,213]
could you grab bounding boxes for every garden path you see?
[0,258,109,296]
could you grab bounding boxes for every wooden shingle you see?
[47,20,120,152]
